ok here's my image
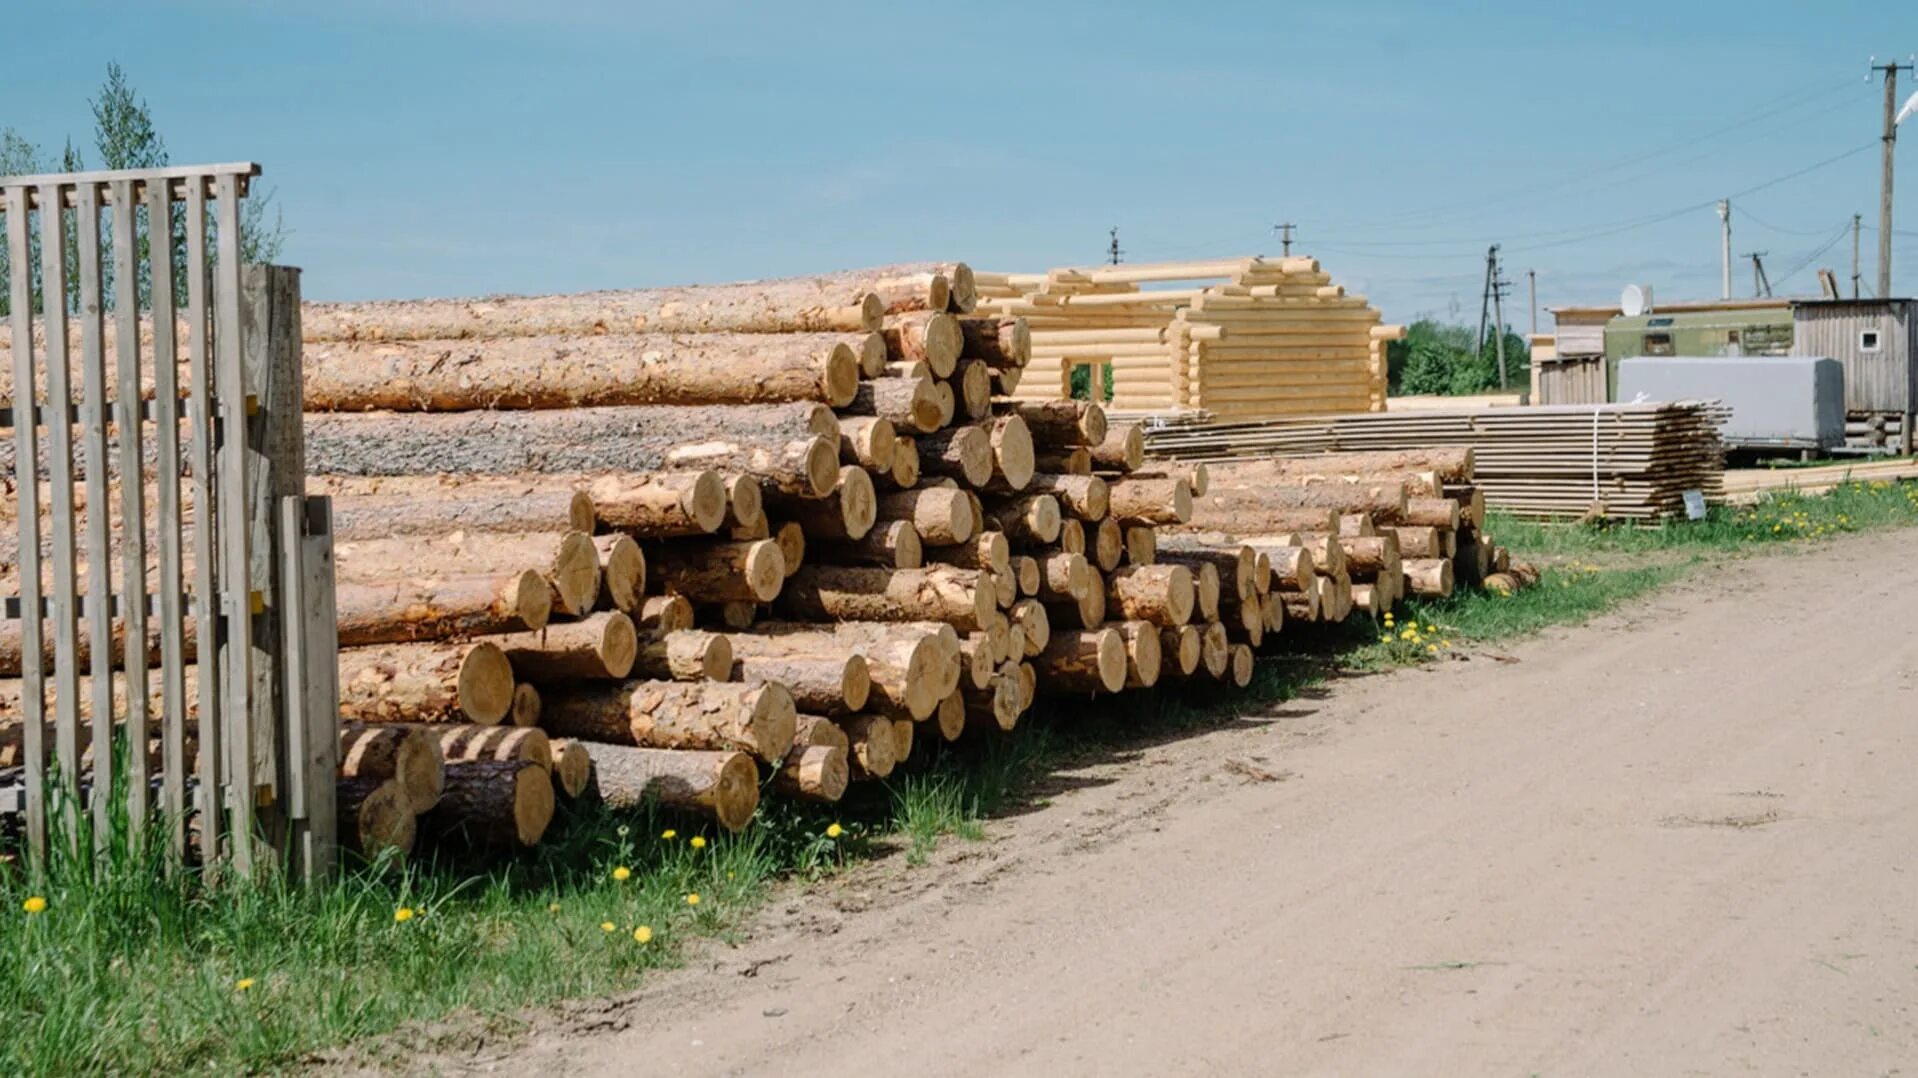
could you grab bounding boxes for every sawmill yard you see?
[6,479,1918,1072]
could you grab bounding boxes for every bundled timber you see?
[541,679,797,762]
[339,724,446,813]
[302,332,867,411]
[588,745,761,832]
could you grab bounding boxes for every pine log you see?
[300,332,865,411]
[1031,628,1126,694]
[731,622,951,720]
[984,492,1061,546]
[1338,535,1402,581]
[887,435,921,488]
[876,488,975,546]
[1113,620,1161,689]
[930,529,1012,579]
[649,538,785,603]
[988,414,1036,490]
[303,403,838,490]
[962,674,1021,732]
[917,425,995,487]
[1160,624,1202,677]
[1045,566,1107,629]
[1013,555,1041,597]
[422,759,554,848]
[1189,562,1221,622]
[731,654,870,715]
[957,315,1029,366]
[990,473,1107,520]
[1009,598,1051,657]
[631,629,733,682]
[1178,492,1339,537]
[999,400,1107,446]
[1106,565,1194,627]
[793,713,851,751]
[839,416,897,473]
[339,724,445,813]
[1088,424,1146,472]
[588,471,729,537]
[336,529,602,618]
[1038,552,1092,602]
[1154,540,1257,602]
[839,714,897,779]
[846,375,944,433]
[1123,526,1156,567]
[1200,621,1231,678]
[638,594,695,633]
[1261,448,1474,483]
[1350,583,1380,618]
[1227,644,1255,688]
[882,311,962,376]
[719,473,766,532]
[957,632,997,690]
[891,717,916,766]
[1403,497,1462,530]
[338,640,516,726]
[776,565,994,632]
[548,738,593,799]
[431,724,553,771]
[1106,477,1191,526]
[489,611,639,684]
[764,465,877,542]
[325,486,595,541]
[1338,513,1376,538]
[589,745,760,832]
[862,264,969,314]
[813,518,923,570]
[542,679,796,762]
[336,777,417,859]
[1033,447,1092,475]
[302,276,890,340]
[595,534,647,613]
[774,744,849,803]
[1058,518,1085,556]
[1403,558,1455,598]
[1093,518,1125,573]
[1202,482,1406,524]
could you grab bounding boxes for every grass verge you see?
[6,478,1917,1073]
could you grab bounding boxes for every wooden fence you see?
[1,162,339,880]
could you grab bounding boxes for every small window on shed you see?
[1860,329,1881,352]
[1643,332,1674,356]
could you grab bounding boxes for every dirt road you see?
[479,532,1918,1075]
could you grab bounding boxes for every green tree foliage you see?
[0,63,286,317]
[1388,318,1531,397]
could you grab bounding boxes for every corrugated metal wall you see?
[1791,302,1913,413]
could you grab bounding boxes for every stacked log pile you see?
[1140,402,1727,522]
[971,257,1401,419]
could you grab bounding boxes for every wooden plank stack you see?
[972,257,1400,419]
[1142,402,1728,522]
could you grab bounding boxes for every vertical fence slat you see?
[5,186,47,855]
[212,173,255,872]
[36,183,82,837]
[110,180,151,829]
[280,495,338,882]
[185,179,223,866]
[73,182,116,839]
[145,182,188,862]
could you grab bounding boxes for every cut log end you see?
[458,642,516,725]
[553,531,603,617]
[824,341,861,407]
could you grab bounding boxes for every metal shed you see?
[1789,299,1916,417]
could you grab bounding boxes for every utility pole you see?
[1474,246,1494,366]
[1274,222,1296,256]
[1527,268,1538,337]
[1716,199,1733,299]
[1490,249,1511,389]
[1743,251,1773,297]
[1853,212,1864,298]
[1107,227,1123,266]
[1872,58,1913,297]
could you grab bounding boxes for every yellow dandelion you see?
[1441,638,1452,647]
[661,829,677,841]
[393,907,415,923]
[1400,628,1417,640]
[547,902,562,913]
[611,865,632,882]
[685,893,701,906]
[600,921,616,933]
[21,895,47,915]
[825,823,844,839]
[234,978,256,992]
[633,925,654,944]
[690,836,707,850]
[1379,634,1392,644]
[1425,623,1437,633]
[1426,644,1438,654]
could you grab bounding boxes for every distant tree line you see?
[1386,319,1531,397]
[0,63,286,318]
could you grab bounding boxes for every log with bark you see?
[838,713,898,779]
[991,473,1108,521]
[1092,518,1125,573]
[962,673,1021,732]
[648,538,786,604]
[337,776,417,859]
[587,744,761,832]
[1177,492,1339,537]
[595,534,647,613]
[956,315,1030,367]
[338,640,518,726]
[324,485,595,540]
[882,311,962,375]
[630,629,733,683]
[930,529,1011,577]
[774,744,849,803]
[339,723,446,813]
[838,416,897,473]
[587,471,729,537]
[1105,477,1192,526]
[301,331,867,411]
[1030,627,1126,694]
[730,653,870,716]
[874,487,975,547]
[998,400,1107,446]
[844,375,945,434]
[547,738,593,799]
[983,492,1061,546]
[541,679,797,762]
[1154,538,1258,602]
[638,594,695,633]
[335,528,602,619]
[1403,558,1455,598]
[492,611,639,683]
[812,518,923,570]
[917,425,995,488]
[431,724,554,771]
[988,414,1036,490]
[775,565,996,633]
[764,466,876,542]
[1088,424,1145,472]
[1159,624,1202,677]
[421,759,555,848]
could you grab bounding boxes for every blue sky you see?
[8,1,1918,328]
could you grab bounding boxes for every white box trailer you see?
[1616,355,1844,450]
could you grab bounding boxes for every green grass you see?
[7,476,1918,1074]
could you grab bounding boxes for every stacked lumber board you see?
[972,257,1400,419]
[1721,456,1918,503]
[1141,402,1728,522]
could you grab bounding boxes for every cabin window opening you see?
[1860,329,1881,353]
[1643,332,1674,356]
